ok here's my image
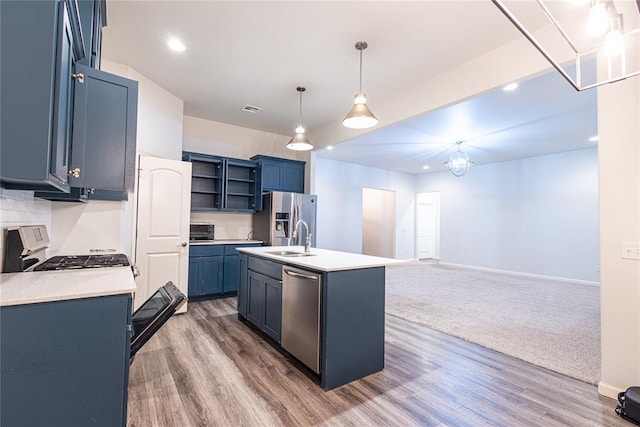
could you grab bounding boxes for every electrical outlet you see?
[621,242,640,260]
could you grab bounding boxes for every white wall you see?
[314,157,415,259]
[416,148,599,282]
[597,62,640,397]
[49,201,127,254]
[183,115,292,160]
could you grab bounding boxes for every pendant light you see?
[445,141,474,177]
[343,41,378,129]
[287,86,313,151]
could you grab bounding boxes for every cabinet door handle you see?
[181,242,188,247]
[67,167,80,178]
[71,73,84,83]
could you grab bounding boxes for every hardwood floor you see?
[128,298,624,427]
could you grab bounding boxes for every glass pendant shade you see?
[287,86,313,151]
[445,142,474,177]
[343,93,378,129]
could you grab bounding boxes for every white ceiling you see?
[318,67,598,173]
[102,1,600,175]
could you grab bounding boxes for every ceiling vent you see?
[241,104,261,113]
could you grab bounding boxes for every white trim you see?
[598,381,622,400]
[438,262,600,286]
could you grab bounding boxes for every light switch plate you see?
[621,242,640,260]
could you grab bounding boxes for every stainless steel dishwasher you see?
[281,265,322,373]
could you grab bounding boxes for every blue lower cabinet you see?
[223,255,240,292]
[0,294,131,427]
[263,276,282,342]
[189,244,261,299]
[242,261,282,343]
[188,255,222,297]
[238,254,249,316]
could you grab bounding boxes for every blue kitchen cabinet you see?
[183,152,225,210]
[222,244,261,293]
[250,155,306,194]
[35,64,138,201]
[225,159,262,212]
[0,0,85,192]
[238,254,249,316]
[183,152,262,212]
[77,0,106,69]
[263,275,282,342]
[188,255,223,297]
[0,293,132,427]
[188,245,224,298]
[1,0,138,200]
[243,256,282,343]
[188,243,260,299]
[68,64,138,193]
[223,255,240,292]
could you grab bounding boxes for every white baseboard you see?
[438,262,600,286]
[598,381,623,399]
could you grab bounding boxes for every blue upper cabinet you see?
[68,64,138,193]
[1,0,139,201]
[250,155,305,194]
[0,0,85,192]
[77,0,106,69]
[183,152,262,212]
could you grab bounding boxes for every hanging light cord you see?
[298,89,303,128]
[359,48,363,94]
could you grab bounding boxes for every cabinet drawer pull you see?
[71,73,84,83]
[67,167,80,178]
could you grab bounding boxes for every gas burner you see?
[34,254,130,271]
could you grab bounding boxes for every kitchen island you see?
[236,246,404,390]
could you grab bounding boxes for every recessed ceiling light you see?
[422,165,430,170]
[326,145,334,150]
[503,82,519,91]
[589,135,599,142]
[167,38,186,52]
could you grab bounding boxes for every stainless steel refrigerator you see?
[252,192,317,247]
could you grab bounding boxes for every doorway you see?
[362,188,395,258]
[416,192,440,260]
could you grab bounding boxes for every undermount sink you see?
[265,250,317,257]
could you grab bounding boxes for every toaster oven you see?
[190,223,215,241]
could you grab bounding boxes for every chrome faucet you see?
[292,219,312,253]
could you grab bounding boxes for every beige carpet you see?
[385,262,600,384]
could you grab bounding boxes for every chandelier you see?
[491,0,640,91]
[445,141,474,177]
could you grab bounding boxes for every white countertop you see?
[237,246,406,272]
[190,239,263,246]
[0,267,137,307]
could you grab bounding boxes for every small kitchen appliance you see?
[190,223,215,241]
[252,192,317,247]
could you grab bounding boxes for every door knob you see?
[181,242,188,247]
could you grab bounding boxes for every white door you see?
[362,188,395,258]
[135,156,192,312]
[416,192,440,260]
